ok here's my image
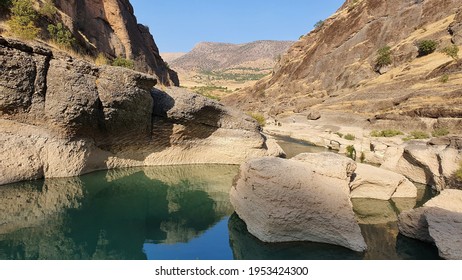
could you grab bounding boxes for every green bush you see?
[7,0,39,39]
[439,74,449,83]
[370,129,403,137]
[375,46,392,68]
[314,20,324,29]
[407,130,430,140]
[432,128,449,137]
[417,40,438,57]
[247,112,266,127]
[344,133,356,141]
[346,145,356,160]
[334,132,344,138]
[441,45,459,60]
[456,161,462,181]
[48,23,75,49]
[112,56,135,69]
[39,0,57,18]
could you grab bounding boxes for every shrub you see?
[456,161,462,181]
[408,130,430,140]
[346,145,356,160]
[375,46,392,68]
[314,20,324,29]
[334,132,344,138]
[95,53,110,65]
[441,45,459,61]
[439,74,449,83]
[344,133,356,141]
[417,40,438,57]
[39,0,57,18]
[112,56,135,69]
[432,127,449,137]
[247,112,266,127]
[360,152,366,163]
[370,129,403,137]
[7,0,40,39]
[48,23,75,49]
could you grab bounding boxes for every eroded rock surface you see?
[398,189,462,259]
[0,37,281,185]
[230,153,367,252]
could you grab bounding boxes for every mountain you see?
[170,40,294,71]
[167,40,294,98]
[223,0,462,131]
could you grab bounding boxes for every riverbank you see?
[263,110,462,191]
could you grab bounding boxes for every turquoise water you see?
[0,140,440,260]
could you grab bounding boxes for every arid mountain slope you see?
[168,40,293,97]
[171,40,294,71]
[53,0,178,86]
[224,0,462,131]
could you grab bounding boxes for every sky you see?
[130,0,345,53]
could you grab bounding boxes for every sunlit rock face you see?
[0,38,281,186]
[230,153,367,252]
[54,0,178,86]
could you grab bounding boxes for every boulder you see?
[230,153,367,252]
[398,189,462,259]
[350,163,417,200]
[306,109,321,120]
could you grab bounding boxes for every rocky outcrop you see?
[350,163,417,200]
[382,142,462,191]
[53,0,178,86]
[230,153,367,252]
[398,189,462,260]
[0,37,281,185]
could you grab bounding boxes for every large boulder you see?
[398,189,462,259]
[350,163,417,200]
[230,153,367,252]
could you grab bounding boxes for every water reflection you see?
[0,165,238,260]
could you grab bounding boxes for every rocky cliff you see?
[51,0,178,86]
[224,0,462,132]
[0,36,281,186]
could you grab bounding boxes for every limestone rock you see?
[0,38,281,185]
[230,154,367,252]
[449,9,462,44]
[398,189,462,259]
[350,163,417,200]
[306,109,321,120]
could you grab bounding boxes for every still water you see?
[0,140,440,260]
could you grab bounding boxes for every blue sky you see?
[130,0,345,53]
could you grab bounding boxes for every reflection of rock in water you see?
[0,178,83,235]
[360,223,440,260]
[352,197,439,260]
[228,213,363,260]
[0,165,237,259]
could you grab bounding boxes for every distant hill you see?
[167,40,294,99]
[170,40,294,71]
[161,52,187,63]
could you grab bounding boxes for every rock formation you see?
[350,163,417,200]
[0,37,281,185]
[230,153,367,252]
[52,0,178,86]
[398,189,462,260]
[382,141,462,191]
[223,0,462,133]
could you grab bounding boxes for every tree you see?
[48,22,75,49]
[7,0,40,40]
[441,45,459,61]
[417,40,438,57]
[39,0,57,18]
[314,20,324,29]
[375,46,392,69]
